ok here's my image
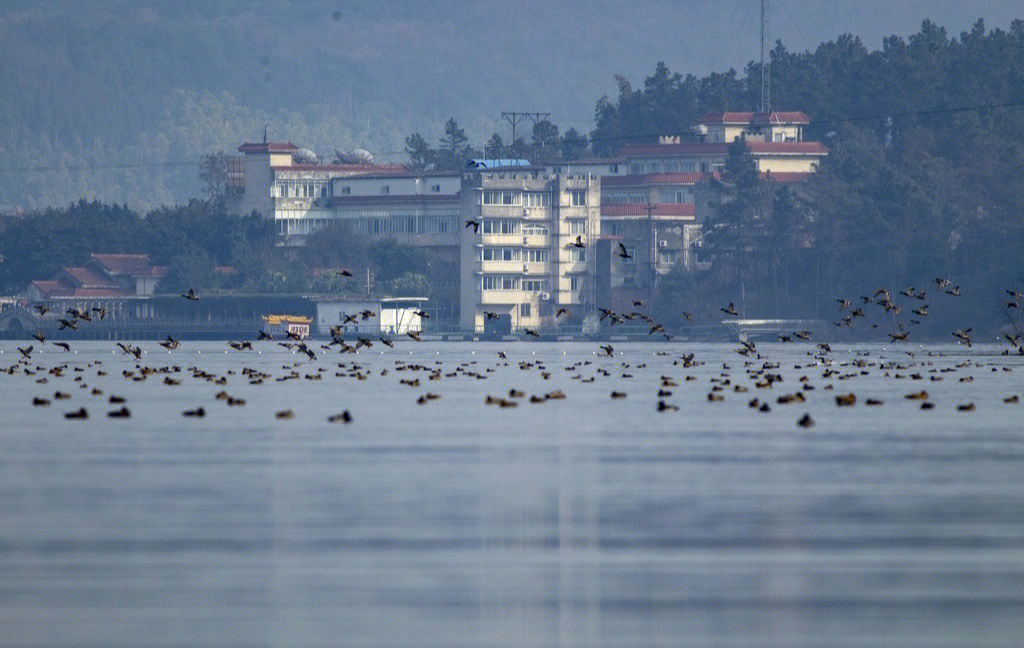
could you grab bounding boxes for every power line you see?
[1,99,1022,175]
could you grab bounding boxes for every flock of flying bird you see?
[5,276,1024,428]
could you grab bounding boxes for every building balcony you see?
[477,260,526,273]
[479,233,525,246]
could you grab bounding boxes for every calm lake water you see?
[1,340,1023,647]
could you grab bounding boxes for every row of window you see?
[275,180,329,199]
[480,190,586,206]
[276,215,459,236]
[480,276,555,292]
[337,183,445,196]
[627,160,727,174]
[479,248,551,263]
[603,189,694,204]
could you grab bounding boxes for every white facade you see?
[459,167,601,333]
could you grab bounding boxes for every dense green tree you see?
[404,133,433,171]
[560,128,589,160]
[435,118,470,170]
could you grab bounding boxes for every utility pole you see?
[760,0,771,113]
[501,112,551,159]
[646,201,657,295]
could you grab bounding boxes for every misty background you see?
[1,0,1020,209]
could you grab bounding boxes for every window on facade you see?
[525,249,549,263]
[481,219,521,234]
[520,303,531,318]
[570,190,587,206]
[570,248,586,262]
[647,162,661,173]
[629,163,643,174]
[569,276,580,292]
[381,185,390,195]
[658,249,679,264]
[623,246,636,264]
[341,186,351,195]
[568,220,587,235]
[674,189,693,203]
[480,247,521,262]
[522,224,548,236]
[525,192,550,207]
[432,184,441,193]
[682,161,696,172]
[482,190,522,205]
[481,275,521,291]
[666,160,679,172]
[522,279,548,292]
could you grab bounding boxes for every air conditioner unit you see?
[523,264,529,272]
[523,236,529,244]
[539,292,551,301]
[658,240,668,248]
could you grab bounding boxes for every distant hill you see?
[0,0,1019,209]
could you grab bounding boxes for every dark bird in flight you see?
[945,285,961,297]
[414,309,430,318]
[632,299,647,308]
[379,337,394,348]
[407,331,422,341]
[523,328,540,338]
[599,344,614,357]
[53,342,71,352]
[159,336,180,351]
[682,311,693,321]
[934,277,951,289]
[17,346,33,358]
[359,309,376,320]
[35,304,50,316]
[92,307,107,319]
[286,329,302,341]
[57,318,77,331]
[648,324,665,335]
[483,311,499,320]
[889,331,909,342]
[257,330,273,340]
[912,305,929,317]
[794,330,811,340]
[555,308,570,319]
[720,302,739,316]
[1007,289,1024,299]
[32,330,46,344]
[464,219,479,233]
[336,269,353,277]
[571,235,585,248]
[837,298,851,310]
[952,328,972,345]
[616,243,632,259]
[181,288,199,301]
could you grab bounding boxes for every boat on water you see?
[262,314,312,340]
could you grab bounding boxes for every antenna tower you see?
[760,0,771,113]
[501,112,551,158]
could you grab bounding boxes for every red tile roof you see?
[601,203,695,217]
[602,172,713,186]
[619,141,828,157]
[63,266,121,289]
[698,111,811,124]
[238,142,298,153]
[91,253,152,276]
[30,280,74,298]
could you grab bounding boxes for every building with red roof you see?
[26,253,167,302]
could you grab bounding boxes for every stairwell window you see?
[520,303,531,318]
[568,220,587,235]
[570,248,586,262]
[570,190,587,206]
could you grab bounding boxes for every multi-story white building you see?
[459,166,601,333]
